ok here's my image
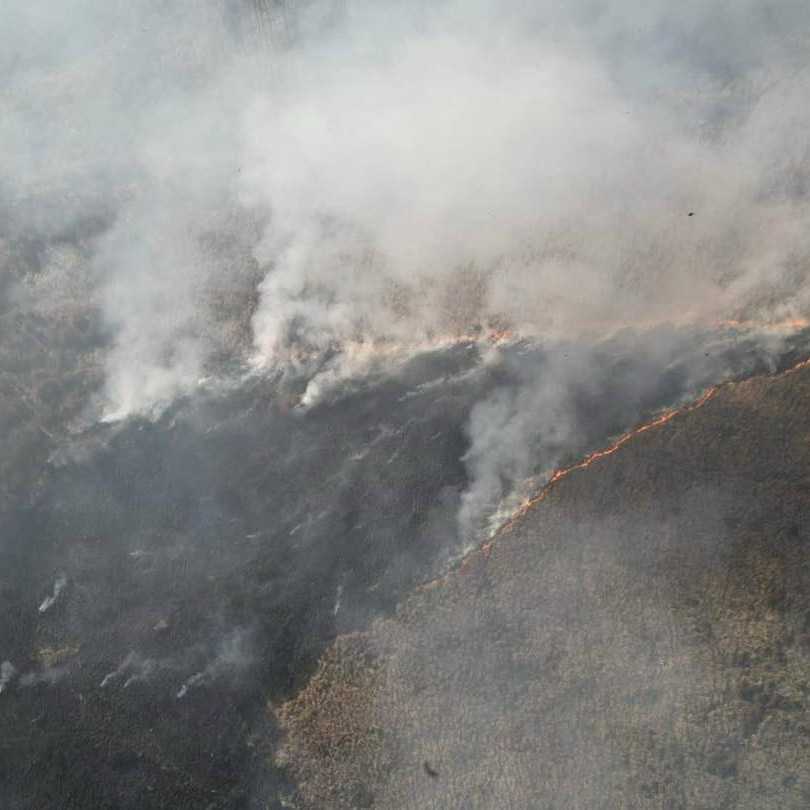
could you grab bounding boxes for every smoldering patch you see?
[38,573,68,614]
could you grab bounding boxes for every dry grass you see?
[274,364,810,809]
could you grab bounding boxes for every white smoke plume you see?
[0,661,17,695]
[5,1,810,540]
[4,0,810,421]
[38,573,68,614]
[100,651,158,689]
[176,629,252,699]
[19,665,70,688]
[241,0,810,368]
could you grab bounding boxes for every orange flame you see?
[496,354,810,538]
[446,353,810,583]
[438,358,810,588]
[498,387,719,535]
[718,316,810,332]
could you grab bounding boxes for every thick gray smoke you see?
[4,0,810,527]
[242,0,810,364]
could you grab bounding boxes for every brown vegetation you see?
[275,363,810,809]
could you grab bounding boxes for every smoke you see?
[94,631,252,698]
[0,661,17,695]
[175,628,253,699]
[457,324,793,537]
[2,0,256,419]
[99,651,158,689]
[241,0,810,368]
[38,573,68,614]
[3,0,810,424]
[19,665,71,688]
[5,9,810,803]
[5,0,810,562]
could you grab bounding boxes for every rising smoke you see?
[4,2,810,536]
[6,5,810,806]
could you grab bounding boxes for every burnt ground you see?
[1,327,810,809]
[275,360,810,809]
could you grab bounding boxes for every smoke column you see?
[3,1,810,418]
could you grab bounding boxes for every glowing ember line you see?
[264,327,516,370]
[499,387,719,534]
[498,355,810,537]
[416,353,810,592]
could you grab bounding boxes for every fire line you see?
[464,353,810,569]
